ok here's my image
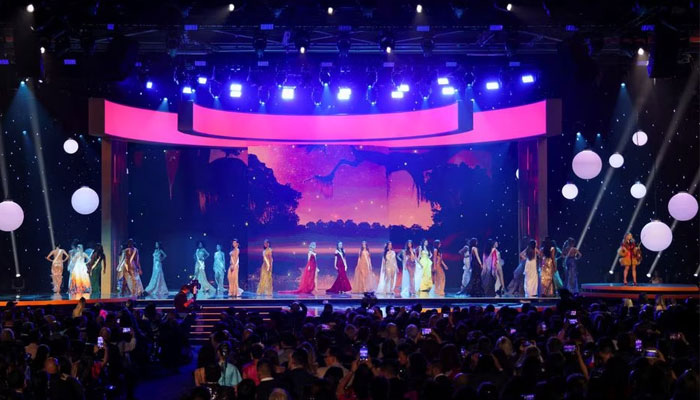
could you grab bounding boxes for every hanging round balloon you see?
[630,182,647,199]
[632,130,648,146]
[640,220,673,251]
[608,153,624,168]
[63,138,79,154]
[71,186,100,215]
[571,150,602,180]
[515,169,519,180]
[561,183,578,200]
[0,200,24,232]
[668,192,698,221]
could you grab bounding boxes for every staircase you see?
[189,305,281,344]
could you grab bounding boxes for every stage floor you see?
[580,283,699,299]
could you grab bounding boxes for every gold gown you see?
[228,248,240,296]
[540,257,555,296]
[352,249,374,293]
[433,250,446,296]
[257,248,273,295]
[419,249,433,292]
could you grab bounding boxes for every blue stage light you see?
[197,76,208,85]
[229,83,242,98]
[391,90,404,99]
[521,74,535,83]
[337,87,352,100]
[146,81,153,89]
[437,77,449,85]
[281,86,295,100]
[182,86,193,94]
[485,81,500,90]
[398,84,410,92]
[441,86,456,95]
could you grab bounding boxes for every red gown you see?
[327,252,352,293]
[281,253,317,294]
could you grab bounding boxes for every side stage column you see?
[100,138,128,297]
[517,138,548,243]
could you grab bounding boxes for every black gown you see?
[466,247,484,297]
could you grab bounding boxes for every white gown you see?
[194,249,216,294]
[68,251,91,294]
[413,258,423,294]
[145,250,169,298]
[524,258,538,297]
[376,251,397,294]
[213,251,226,294]
[400,250,413,298]
[461,254,471,289]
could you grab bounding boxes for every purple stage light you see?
[182,86,193,94]
[485,81,500,90]
[521,74,535,83]
[146,81,153,89]
[338,87,352,100]
[437,77,449,85]
[441,86,456,95]
[197,76,208,85]
[281,86,295,100]
[398,84,409,92]
[391,91,404,99]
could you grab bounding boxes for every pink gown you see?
[281,252,317,294]
[327,251,352,293]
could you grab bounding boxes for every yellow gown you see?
[433,250,446,296]
[419,249,433,291]
[257,248,273,295]
[352,249,373,293]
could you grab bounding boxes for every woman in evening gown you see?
[465,238,484,297]
[228,239,241,297]
[194,241,216,294]
[539,239,556,297]
[562,237,582,293]
[327,241,352,294]
[282,242,317,294]
[213,244,227,295]
[482,240,505,296]
[257,239,274,296]
[376,241,398,295]
[352,241,374,293]
[68,244,91,294]
[46,246,69,294]
[506,237,530,297]
[432,240,448,296]
[123,239,144,297]
[145,241,169,298]
[418,239,433,293]
[87,244,105,297]
[66,239,79,278]
[456,239,471,295]
[398,240,417,297]
[522,240,539,297]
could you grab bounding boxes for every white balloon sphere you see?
[630,182,647,199]
[515,169,519,180]
[562,183,579,200]
[71,187,99,215]
[632,130,648,146]
[572,150,602,180]
[640,220,673,251]
[608,153,624,168]
[668,192,698,221]
[63,138,79,154]
[0,200,24,232]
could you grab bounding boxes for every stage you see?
[580,283,700,299]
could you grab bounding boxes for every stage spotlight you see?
[398,83,410,92]
[229,83,242,97]
[253,35,267,58]
[380,34,395,54]
[485,80,501,90]
[416,4,423,13]
[182,86,193,94]
[258,86,271,104]
[421,36,434,57]
[337,87,352,100]
[228,3,235,12]
[506,3,513,11]
[319,70,331,86]
[366,86,378,104]
[146,81,153,89]
[281,86,295,100]
[312,86,323,105]
[620,82,626,87]
[40,46,45,54]
[391,90,404,99]
[327,6,334,15]
[295,34,310,54]
[437,77,449,85]
[26,3,34,12]
[197,76,208,85]
[637,47,645,55]
[385,46,392,54]
[366,69,378,88]
[299,46,306,54]
[464,71,475,87]
[441,86,456,95]
[418,82,431,99]
[521,74,535,83]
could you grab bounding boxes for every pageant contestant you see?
[194,241,216,294]
[506,237,529,297]
[465,238,484,297]
[562,238,582,292]
[352,241,374,293]
[456,239,471,295]
[282,242,318,294]
[68,244,91,294]
[116,244,126,295]
[551,239,565,291]
[213,244,227,295]
[123,239,144,297]
[523,240,540,297]
[418,239,433,293]
[540,239,556,296]
[398,240,417,297]
[618,233,642,285]
[482,240,505,296]
[87,244,105,297]
[432,240,448,296]
[145,241,169,298]
[46,245,69,294]
[256,239,274,296]
[66,239,79,275]
[376,241,398,295]
[327,241,352,294]
[228,239,241,297]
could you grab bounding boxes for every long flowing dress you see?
[257,248,273,296]
[418,248,433,292]
[565,248,580,293]
[433,250,447,296]
[523,251,538,297]
[506,251,526,297]
[540,256,555,297]
[461,250,471,291]
[282,252,317,294]
[145,249,169,298]
[352,249,374,293]
[67,248,77,274]
[123,247,144,297]
[194,248,216,294]
[376,251,398,295]
[327,250,352,294]
[482,251,496,296]
[466,247,484,297]
[228,248,240,297]
[47,248,68,294]
[213,250,226,295]
[68,251,91,294]
[88,255,104,298]
[400,249,416,298]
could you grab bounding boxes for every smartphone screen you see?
[570,310,577,316]
[421,328,431,335]
[460,347,467,358]
[635,339,643,352]
[645,349,658,358]
[122,327,131,333]
[97,337,104,349]
[509,328,517,335]
[568,318,578,325]
[359,345,368,361]
[564,344,576,353]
